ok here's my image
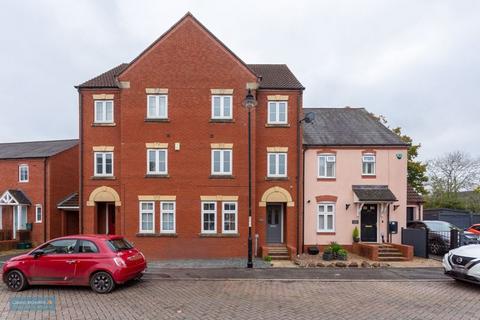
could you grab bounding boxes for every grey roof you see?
[303,108,409,146]
[407,185,424,203]
[0,139,78,159]
[2,189,32,205]
[247,64,304,90]
[78,63,304,90]
[57,192,79,209]
[353,185,398,202]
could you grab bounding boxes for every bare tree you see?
[428,151,480,193]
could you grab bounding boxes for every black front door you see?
[361,204,377,242]
[266,205,282,243]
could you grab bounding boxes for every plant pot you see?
[337,255,347,261]
[307,247,320,255]
[322,253,334,261]
[353,237,360,243]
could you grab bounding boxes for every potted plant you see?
[352,226,360,243]
[337,249,348,261]
[322,246,334,261]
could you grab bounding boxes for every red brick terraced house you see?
[76,13,305,260]
[0,140,79,249]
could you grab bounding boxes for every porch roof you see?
[0,189,32,206]
[352,185,397,202]
[57,192,79,210]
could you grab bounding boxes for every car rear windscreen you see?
[107,239,134,252]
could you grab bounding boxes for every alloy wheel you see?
[6,270,25,292]
[91,272,114,294]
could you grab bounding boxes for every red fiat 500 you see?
[2,235,146,293]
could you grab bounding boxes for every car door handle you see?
[66,260,77,264]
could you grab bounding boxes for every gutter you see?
[78,89,83,234]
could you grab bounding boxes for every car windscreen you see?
[423,221,453,232]
[106,238,134,252]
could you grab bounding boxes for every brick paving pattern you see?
[0,279,478,319]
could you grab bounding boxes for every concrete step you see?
[378,248,400,253]
[270,255,290,260]
[378,252,404,258]
[378,256,407,262]
[268,249,289,254]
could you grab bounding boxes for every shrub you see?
[330,242,342,254]
[352,226,360,241]
[323,246,333,254]
[264,255,272,262]
[337,249,348,258]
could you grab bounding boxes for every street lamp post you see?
[242,88,257,268]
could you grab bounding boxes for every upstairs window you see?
[268,101,287,124]
[94,152,113,177]
[212,95,232,119]
[211,149,232,175]
[147,149,168,175]
[318,155,336,178]
[19,164,29,182]
[147,95,168,119]
[94,100,114,123]
[267,153,287,177]
[362,154,376,175]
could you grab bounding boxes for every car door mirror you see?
[33,249,45,259]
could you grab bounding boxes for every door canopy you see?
[87,186,121,207]
[259,186,294,207]
[0,190,31,206]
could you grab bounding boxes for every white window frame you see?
[222,202,238,234]
[160,201,176,234]
[94,152,114,177]
[267,153,287,177]
[318,154,336,178]
[201,201,217,234]
[147,94,168,119]
[211,95,233,120]
[35,204,42,223]
[147,149,168,175]
[362,154,376,176]
[267,101,288,124]
[317,203,335,232]
[94,100,114,123]
[211,149,232,175]
[18,164,29,182]
[0,206,3,230]
[139,201,155,234]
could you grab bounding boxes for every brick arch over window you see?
[315,195,338,202]
[259,186,294,207]
[86,186,121,207]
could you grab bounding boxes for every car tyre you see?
[5,270,28,292]
[90,271,115,294]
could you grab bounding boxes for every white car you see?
[443,244,480,283]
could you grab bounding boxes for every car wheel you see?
[90,272,115,294]
[6,270,28,292]
[430,240,442,255]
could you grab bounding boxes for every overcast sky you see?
[0,1,479,160]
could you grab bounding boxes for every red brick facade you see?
[79,14,303,259]
[0,144,78,246]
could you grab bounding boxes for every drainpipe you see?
[43,157,47,242]
[295,93,303,255]
[387,205,391,243]
[78,89,83,234]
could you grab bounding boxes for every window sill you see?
[136,233,178,238]
[198,233,240,238]
[144,118,170,123]
[209,119,235,123]
[145,174,169,179]
[317,232,336,235]
[362,175,376,179]
[91,176,116,180]
[92,123,116,127]
[265,123,290,128]
[265,176,289,181]
[317,178,336,181]
[209,175,234,179]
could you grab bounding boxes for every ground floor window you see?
[161,202,175,233]
[222,202,237,233]
[139,201,155,233]
[317,203,335,232]
[35,204,42,223]
[407,207,415,222]
[201,202,216,233]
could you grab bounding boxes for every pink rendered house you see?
[302,108,410,253]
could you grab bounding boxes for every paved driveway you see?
[0,271,479,320]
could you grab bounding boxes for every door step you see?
[265,246,290,260]
[377,244,406,261]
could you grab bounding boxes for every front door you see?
[361,204,377,242]
[266,205,283,243]
[96,203,115,234]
